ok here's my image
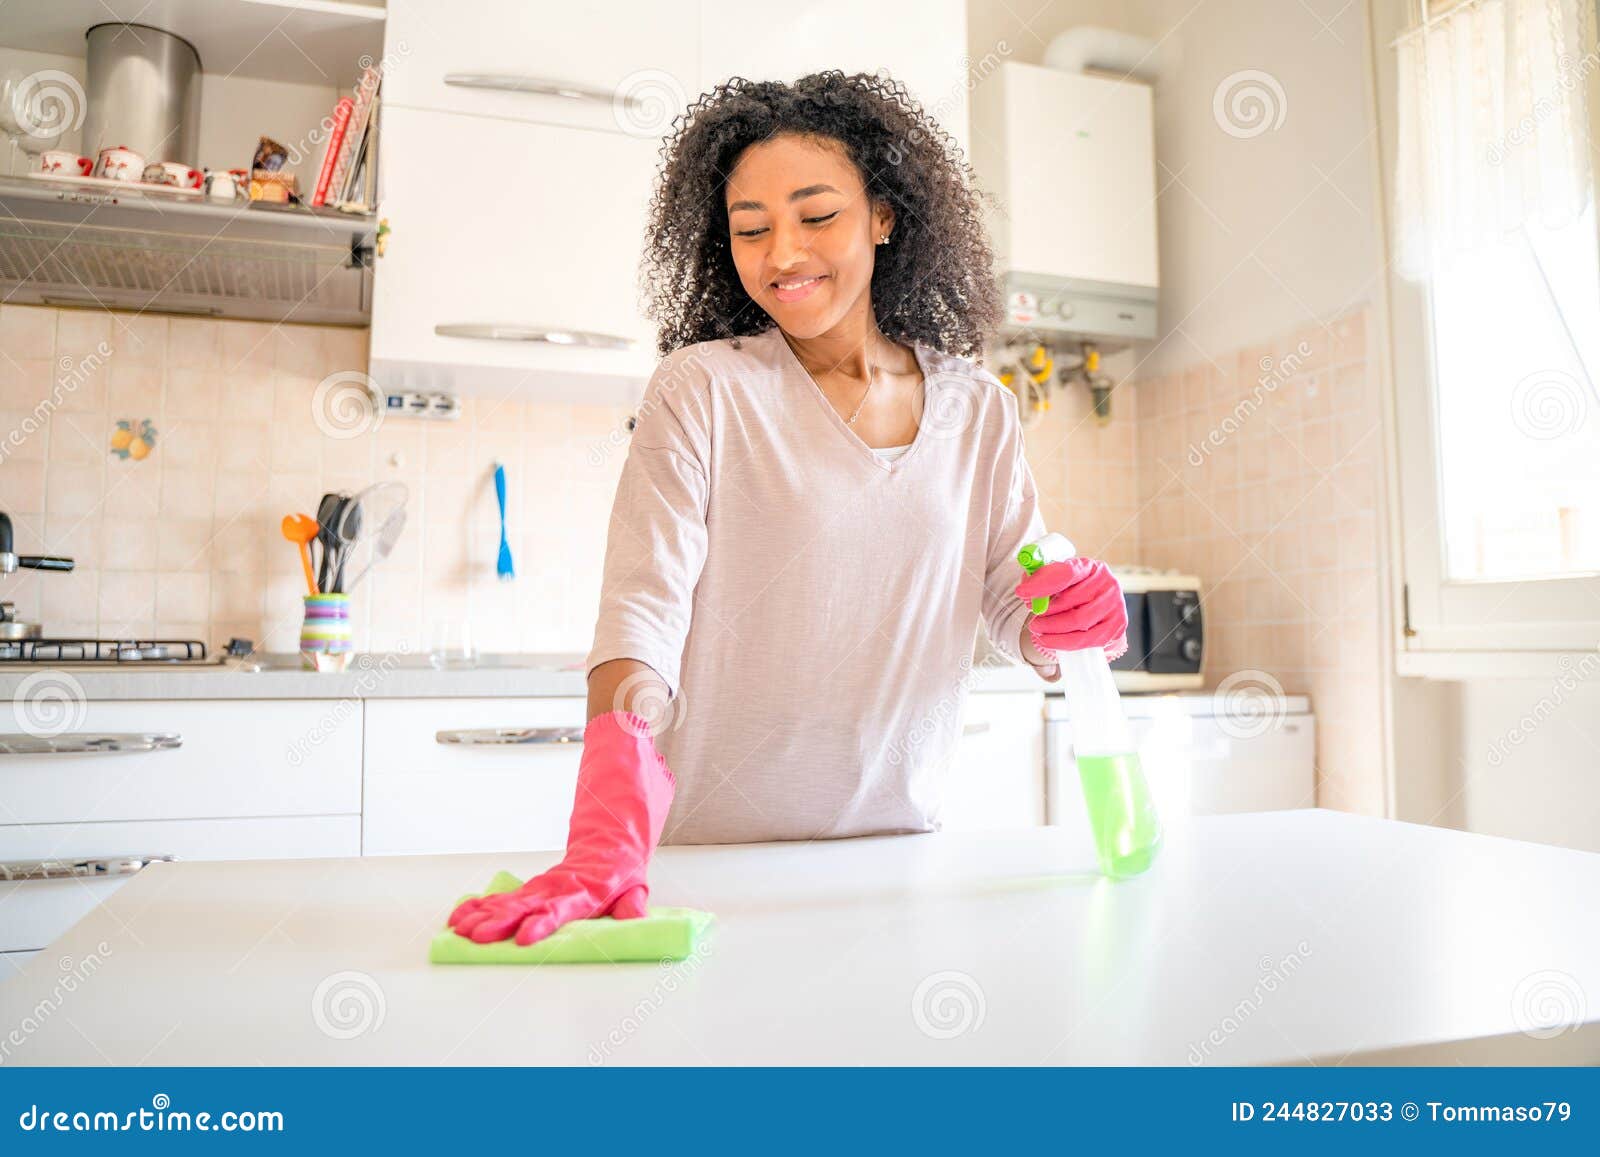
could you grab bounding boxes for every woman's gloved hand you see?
[1015,556,1130,661]
[447,710,676,945]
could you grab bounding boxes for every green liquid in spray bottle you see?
[1019,534,1162,879]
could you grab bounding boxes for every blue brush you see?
[494,462,514,582]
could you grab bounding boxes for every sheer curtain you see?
[1394,0,1598,280]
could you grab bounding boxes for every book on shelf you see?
[327,65,381,209]
[310,97,354,208]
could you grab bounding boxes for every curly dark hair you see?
[639,70,1003,359]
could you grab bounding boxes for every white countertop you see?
[0,650,1058,701]
[3,810,1595,1065]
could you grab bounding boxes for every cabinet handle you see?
[442,74,644,111]
[434,324,633,350]
[0,733,181,755]
[1,855,174,882]
[962,721,991,736]
[436,727,584,747]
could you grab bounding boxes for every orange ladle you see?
[281,513,320,596]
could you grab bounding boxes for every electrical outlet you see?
[383,391,462,420]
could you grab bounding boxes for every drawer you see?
[363,698,586,855]
[939,691,1047,831]
[383,0,699,132]
[0,815,360,953]
[0,700,361,825]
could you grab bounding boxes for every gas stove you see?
[0,639,240,667]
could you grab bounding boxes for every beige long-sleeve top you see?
[585,326,1060,845]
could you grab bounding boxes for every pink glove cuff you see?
[586,710,677,790]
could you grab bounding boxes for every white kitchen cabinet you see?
[698,0,971,158]
[369,105,661,401]
[362,698,587,855]
[937,691,1047,831]
[383,0,700,134]
[0,816,360,954]
[0,700,361,825]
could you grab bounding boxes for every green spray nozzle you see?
[1018,533,1076,614]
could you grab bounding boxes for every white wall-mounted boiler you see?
[971,59,1160,345]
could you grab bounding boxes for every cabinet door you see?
[698,0,970,158]
[384,0,700,134]
[0,816,360,953]
[938,692,1046,831]
[0,700,361,825]
[370,106,660,399]
[363,698,587,855]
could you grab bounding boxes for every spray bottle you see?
[1018,533,1162,878]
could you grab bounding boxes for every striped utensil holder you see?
[300,593,354,672]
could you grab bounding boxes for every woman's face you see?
[724,133,894,339]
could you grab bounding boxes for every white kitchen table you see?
[2,809,1596,1066]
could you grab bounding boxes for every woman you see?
[450,72,1128,946]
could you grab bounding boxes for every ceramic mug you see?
[142,161,203,189]
[203,170,238,201]
[94,145,146,183]
[39,150,92,177]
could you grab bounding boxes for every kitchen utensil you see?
[314,492,343,595]
[494,462,514,581]
[332,498,362,593]
[339,482,408,592]
[280,513,321,596]
[430,870,713,965]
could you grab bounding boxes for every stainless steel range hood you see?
[0,176,376,326]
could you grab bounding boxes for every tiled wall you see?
[1017,363,1141,565]
[0,304,629,656]
[1132,306,1386,814]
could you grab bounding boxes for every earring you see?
[878,233,890,244]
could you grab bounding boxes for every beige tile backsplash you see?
[2,301,1386,811]
[0,304,630,656]
[1131,306,1386,814]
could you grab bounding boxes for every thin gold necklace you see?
[845,360,877,426]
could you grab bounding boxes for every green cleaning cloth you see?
[428,870,714,965]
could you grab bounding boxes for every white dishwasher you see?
[1045,691,1315,829]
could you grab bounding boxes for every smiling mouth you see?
[771,274,829,302]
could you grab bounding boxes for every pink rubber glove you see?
[447,710,676,945]
[1015,556,1130,661]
